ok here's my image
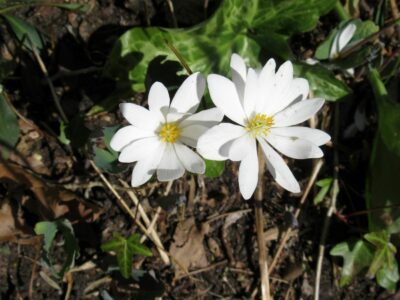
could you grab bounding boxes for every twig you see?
[314,105,340,300]
[64,272,73,300]
[164,39,193,75]
[177,260,227,279]
[269,159,324,274]
[254,145,271,300]
[390,0,399,19]
[119,180,170,264]
[28,242,41,300]
[165,0,178,27]
[30,44,68,123]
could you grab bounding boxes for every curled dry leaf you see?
[169,217,209,279]
[0,200,31,242]
[0,162,100,241]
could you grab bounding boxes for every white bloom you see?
[197,54,331,199]
[110,73,223,187]
[329,23,356,59]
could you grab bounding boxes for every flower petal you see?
[120,103,161,132]
[197,123,246,160]
[256,58,276,112]
[181,125,208,147]
[270,127,331,146]
[148,82,170,117]
[170,72,205,114]
[230,53,247,101]
[118,137,161,163]
[180,107,223,128]
[207,74,247,125]
[131,142,166,187]
[258,138,300,193]
[243,68,259,118]
[263,61,293,116]
[223,133,254,161]
[110,125,154,152]
[267,78,309,116]
[266,134,323,159]
[174,143,205,174]
[273,98,325,127]
[157,144,185,181]
[238,140,258,200]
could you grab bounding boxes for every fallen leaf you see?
[169,217,209,279]
[0,200,31,241]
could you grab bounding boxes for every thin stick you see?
[269,159,324,274]
[314,105,340,300]
[30,44,68,123]
[165,0,178,27]
[164,39,193,75]
[119,180,170,264]
[254,146,271,300]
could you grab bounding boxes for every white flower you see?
[197,54,331,199]
[329,23,356,59]
[110,73,223,187]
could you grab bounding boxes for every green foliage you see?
[34,219,79,278]
[366,69,400,232]
[104,0,336,105]
[2,14,44,50]
[101,233,152,279]
[204,159,225,178]
[0,92,19,159]
[313,177,333,205]
[331,229,399,291]
[94,126,127,173]
[294,63,351,101]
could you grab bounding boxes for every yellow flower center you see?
[246,113,274,137]
[159,123,181,143]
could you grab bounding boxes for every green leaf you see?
[101,233,152,279]
[376,260,399,292]
[93,126,127,173]
[313,177,333,205]
[2,14,44,50]
[103,0,335,112]
[204,160,225,178]
[366,69,400,232]
[294,63,351,101]
[58,120,70,145]
[0,93,19,159]
[330,239,374,286]
[34,219,79,278]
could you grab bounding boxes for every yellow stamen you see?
[159,123,181,143]
[246,113,274,137]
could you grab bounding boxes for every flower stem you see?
[164,39,193,75]
[334,1,351,21]
[254,146,271,300]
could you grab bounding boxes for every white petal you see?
[181,125,208,146]
[174,143,205,174]
[119,103,161,132]
[267,78,309,116]
[230,53,247,102]
[263,61,293,116]
[166,112,188,123]
[266,134,323,159]
[238,141,258,200]
[170,72,205,114]
[258,138,300,193]
[257,58,276,112]
[131,142,165,187]
[243,68,259,118]
[197,123,246,160]
[148,82,170,115]
[338,23,356,52]
[180,107,223,128]
[224,133,254,161]
[270,127,331,146]
[273,98,325,127]
[207,74,247,125]
[157,144,185,181]
[110,125,154,151]
[119,137,161,163]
